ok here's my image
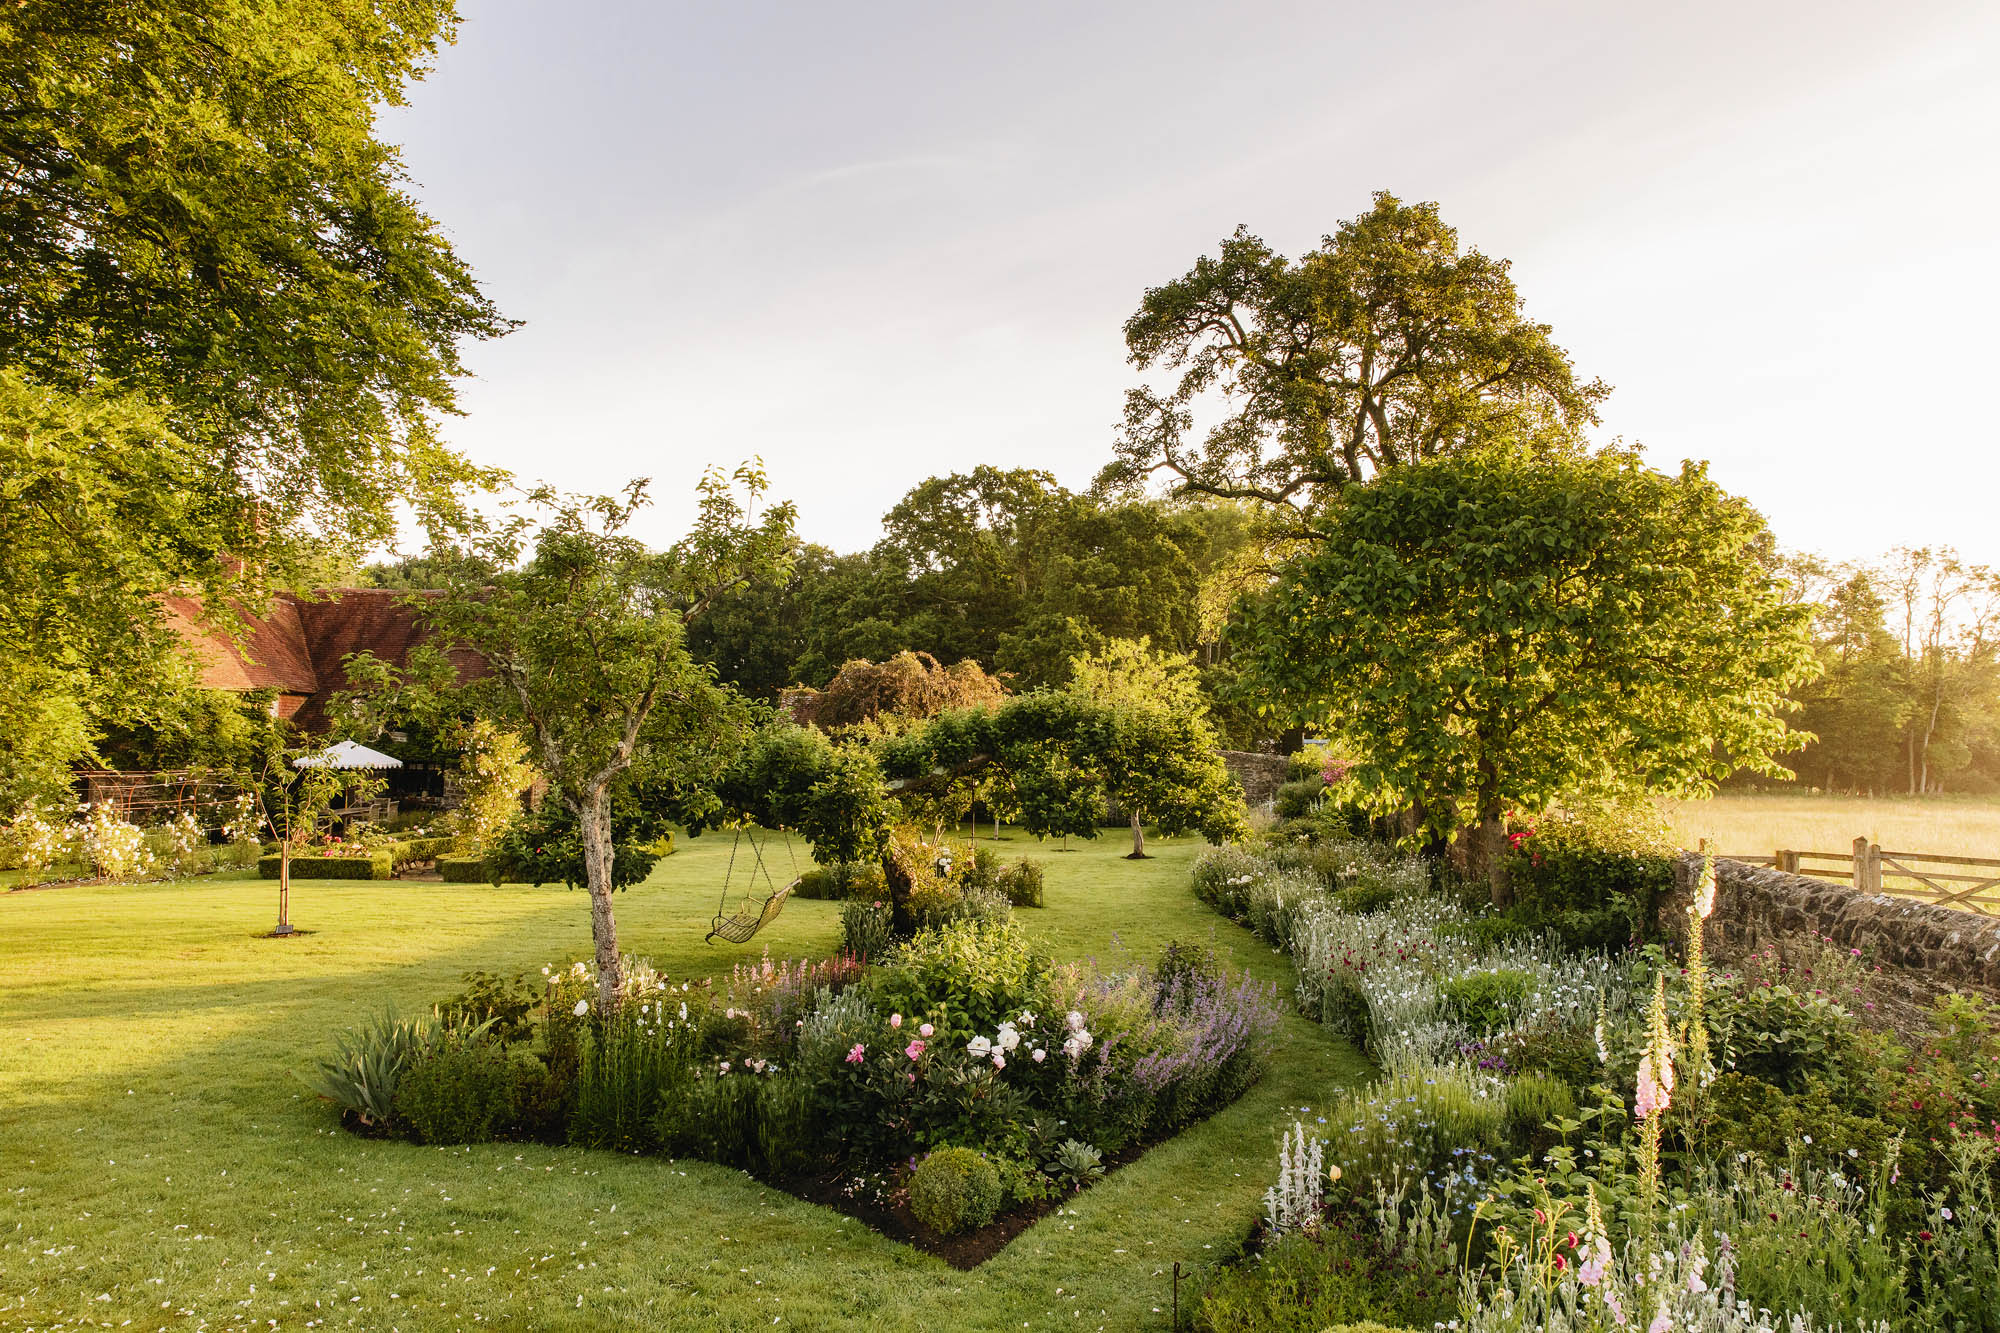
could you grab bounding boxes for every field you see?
[1661,792,2000,860]
[0,831,1367,1333]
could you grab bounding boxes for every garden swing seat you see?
[705,824,799,945]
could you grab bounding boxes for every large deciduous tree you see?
[1099,192,1607,529]
[0,0,509,797]
[1249,450,1817,897]
[390,468,795,1008]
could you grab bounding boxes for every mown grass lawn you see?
[0,831,1369,1332]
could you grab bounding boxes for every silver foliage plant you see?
[1262,1118,1325,1235]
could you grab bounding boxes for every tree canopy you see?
[0,0,508,803]
[1247,450,1817,893]
[353,469,795,1006]
[1099,192,1607,529]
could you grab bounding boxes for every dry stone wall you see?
[1219,750,1288,807]
[1664,852,2000,1032]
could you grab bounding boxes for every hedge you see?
[258,851,392,880]
[438,855,494,884]
[391,835,460,866]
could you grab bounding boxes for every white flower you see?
[1019,1010,1037,1026]
[679,1002,688,1021]
[572,999,589,1017]
[1062,1029,1093,1059]
[1031,1048,1046,1063]
[995,1024,1021,1052]
[1065,1010,1086,1033]
[991,1053,1006,1070]
[966,1035,992,1057]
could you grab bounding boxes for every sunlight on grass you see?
[0,831,1368,1332]
[1663,792,2000,861]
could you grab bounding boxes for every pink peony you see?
[991,1052,1006,1070]
[889,1013,903,1029]
[845,1044,866,1064]
[918,1022,934,1038]
[905,1040,925,1060]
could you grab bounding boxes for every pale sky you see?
[384,0,2000,568]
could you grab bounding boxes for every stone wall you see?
[1219,750,1289,807]
[1664,852,2000,1031]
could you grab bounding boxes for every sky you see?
[382,0,2000,567]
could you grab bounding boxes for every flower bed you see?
[307,913,1283,1264]
[1188,834,2000,1332]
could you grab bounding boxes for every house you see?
[160,589,487,807]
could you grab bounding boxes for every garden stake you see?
[1171,1260,1180,1329]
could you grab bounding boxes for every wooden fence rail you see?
[1717,838,2000,916]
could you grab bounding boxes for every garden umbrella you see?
[291,740,404,770]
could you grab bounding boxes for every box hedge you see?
[258,851,392,880]
[438,855,495,883]
[391,835,460,866]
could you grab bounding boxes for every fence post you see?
[1852,837,1869,891]
[1778,849,1800,874]
[1869,842,1884,893]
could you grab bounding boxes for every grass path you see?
[0,833,1368,1332]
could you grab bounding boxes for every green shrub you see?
[794,868,841,900]
[996,859,1044,908]
[259,851,392,880]
[1274,776,1325,820]
[867,918,1051,1045]
[1330,878,1396,915]
[1502,802,1674,952]
[391,835,460,866]
[1495,1018,1601,1093]
[438,854,495,883]
[908,1147,1002,1236]
[437,970,538,1044]
[1197,1218,1455,1333]
[1190,845,1268,917]
[1438,968,1531,1034]
[840,899,894,961]
[1502,1071,1576,1139]
[1708,981,1866,1096]
[395,1038,521,1144]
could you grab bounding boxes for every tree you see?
[1065,637,1229,857]
[0,0,509,791]
[378,467,794,1008]
[450,718,536,851]
[879,690,1250,869]
[1249,450,1817,897]
[1098,192,1607,530]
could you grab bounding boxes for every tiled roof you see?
[172,589,486,731]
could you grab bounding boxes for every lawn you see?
[0,831,1369,1333]
[1662,791,2000,861]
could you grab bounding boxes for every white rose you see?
[572,999,589,1017]
[966,1036,992,1057]
[995,1024,1021,1052]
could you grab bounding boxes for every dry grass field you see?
[1661,792,2000,861]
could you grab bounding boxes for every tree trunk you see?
[1127,811,1148,859]
[577,792,623,1010]
[1464,815,1512,906]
